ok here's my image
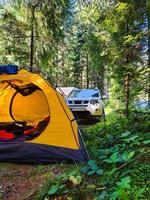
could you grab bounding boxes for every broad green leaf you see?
[88,160,98,171]
[111,190,121,200]
[143,140,150,144]
[122,151,135,161]
[48,185,59,195]
[127,151,135,159]
[112,188,129,200]
[116,176,131,189]
[104,152,120,163]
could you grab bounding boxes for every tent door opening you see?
[0,81,50,141]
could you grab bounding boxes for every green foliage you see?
[104,1,148,114]
[82,111,150,199]
[81,160,103,175]
[116,176,131,189]
[38,170,82,199]
[0,0,148,108]
[0,0,71,70]
[38,111,150,199]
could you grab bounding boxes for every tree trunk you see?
[86,53,89,89]
[56,45,59,85]
[97,65,105,97]
[125,73,130,118]
[147,0,150,108]
[30,2,40,70]
[30,5,35,70]
[124,19,130,118]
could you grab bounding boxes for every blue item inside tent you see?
[0,65,18,74]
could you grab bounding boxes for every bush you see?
[37,111,150,200]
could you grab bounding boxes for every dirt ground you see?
[0,163,59,200]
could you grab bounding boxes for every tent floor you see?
[0,141,88,164]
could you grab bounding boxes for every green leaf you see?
[111,190,121,200]
[143,140,150,144]
[127,151,135,159]
[58,184,66,189]
[121,131,131,137]
[104,152,120,163]
[88,160,98,171]
[96,169,103,175]
[87,170,95,175]
[48,185,59,195]
[57,173,67,180]
[97,190,108,199]
[80,166,88,173]
[122,151,135,161]
[88,160,96,166]
[134,188,145,198]
[112,188,129,200]
[116,176,131,189]
[123,135,139,142]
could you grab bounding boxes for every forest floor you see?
[0,163,50,200]
[0,163,69,200]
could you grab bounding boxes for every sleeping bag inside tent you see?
[0,65,88,163]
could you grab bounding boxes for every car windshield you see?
[69,89,100,98]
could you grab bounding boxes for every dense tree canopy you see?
[0,0,149,113]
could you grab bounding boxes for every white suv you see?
[67,88,105,121]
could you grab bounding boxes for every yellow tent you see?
[0,66,88,163]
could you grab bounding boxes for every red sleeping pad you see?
[0,130,15,139]
[0,116,50,140]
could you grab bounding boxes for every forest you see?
[0,0,150,200]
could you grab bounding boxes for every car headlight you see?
[90,99,100,105]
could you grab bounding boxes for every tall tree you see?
[146,0,150,108]
[0,0,71,72]
[105,1,146,117]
